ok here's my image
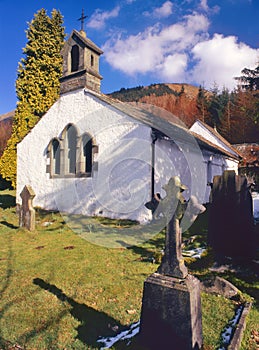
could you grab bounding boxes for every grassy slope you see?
[0,190,258,349]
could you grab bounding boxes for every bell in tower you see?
[60,9,103,94]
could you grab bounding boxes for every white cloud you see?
[143,1,173,18]
[199,0,220,14]
[101,5,258,91]
[153,1,173,18]
[87,6,120,29]
[103,13,209,80]
[159,53,188,81]
[191,34,259,90]
[200,0,209,11]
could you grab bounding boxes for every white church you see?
[16,27,241,224]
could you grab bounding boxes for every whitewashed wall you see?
[154,139,239,204]
[17,90,240,223]
[17,89,152,223]
[154,137,208,204]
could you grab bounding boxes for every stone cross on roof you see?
[78,9,87,32]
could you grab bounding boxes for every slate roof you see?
[71,30,103,55]
[190,130,241,160]
[85,88,241,160]
[191,120,242,158]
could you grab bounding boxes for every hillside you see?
[109,83,259,144]
[109,83,204,128]
[0,110,15,122]
[0,111,14,157]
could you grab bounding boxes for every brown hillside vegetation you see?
[0,111,14,157]
[109,83,204,128]
[139,83,201,127]
[109,83,259,143]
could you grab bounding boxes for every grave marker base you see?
[140,272,203,350]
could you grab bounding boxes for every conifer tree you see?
[207,84,228,129]
[196,85,208,122]
[235,64,259,91]
[0,9,65,188]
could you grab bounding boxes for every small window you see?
[66,125,77,174]
[91,54,94,67]
[71,45,79,72]
[47,138,61,177]
[82,133,93,173]
[52,139,61,175]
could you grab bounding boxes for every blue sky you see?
[0,0,258,114]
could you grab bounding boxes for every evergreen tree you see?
[232,63,259,141]
[216,87,232,140]
[0,9,65,188]
[207,84,229,130]
[196,85,208,122]
[235,64,259,91]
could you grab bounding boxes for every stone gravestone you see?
[208,170,255,261]
[19,185,36,231]
[140,176,205,350]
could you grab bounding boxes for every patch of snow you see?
[97,321,140,349]
[182,247,206,259]
[41,221,53,227]
[218,304,243,350]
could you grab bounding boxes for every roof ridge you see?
[193,119,242,158]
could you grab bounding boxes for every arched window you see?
[52,139,61,175]
[47,138,61,177]
[82,133,93,173]
[71,45,79,72]
[64,124,78,174]
[47,126,98,178]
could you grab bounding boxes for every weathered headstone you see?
[208,170,255,260]
[19,185,36,231]
[140,176,205,349]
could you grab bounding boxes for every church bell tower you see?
[60,10,103,94]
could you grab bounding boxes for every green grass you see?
[0,189,258,349]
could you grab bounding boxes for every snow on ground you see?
[218,304,243,350]
[97,321,140,349]
[97,302,243,349]
[182,247,206,258]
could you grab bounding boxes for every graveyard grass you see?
[0,189,258,350]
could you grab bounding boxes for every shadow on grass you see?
[0,221,19,229]
[0,234,14,301]
[128,234,165,263]
[0,194,15,209]
[33,278,124,348]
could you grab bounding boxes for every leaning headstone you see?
[208,170,255,260]
[140,176,205,350]
[19,185,36,231]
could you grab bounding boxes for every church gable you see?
[190,120,239,158]
[16,89,152,222]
